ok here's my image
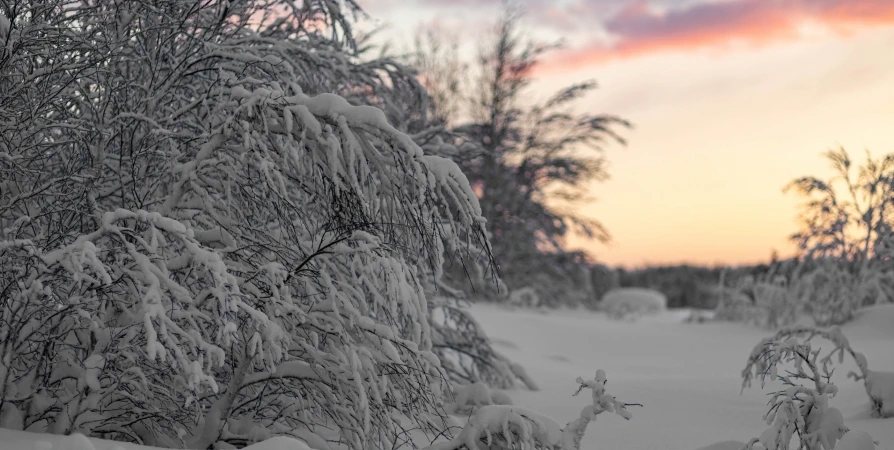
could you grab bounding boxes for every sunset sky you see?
[357,0,894,268]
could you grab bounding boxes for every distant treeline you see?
[593,259,803,309]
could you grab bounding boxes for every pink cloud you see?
[539,0,894,72]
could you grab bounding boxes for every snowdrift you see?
[600,287,667,318]
[0,429,314,450]
[848,304,894,338]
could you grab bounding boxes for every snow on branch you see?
[0,1,497,448]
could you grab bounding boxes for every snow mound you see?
[243,436,313,450]
[60,434,96,450]
[836,430,876,450]
[445,382,512,414]
[601,288,667,319]
[865,370,894,417]
[691,440,746,450]
[847,304,894,337]
[508,287,540,308]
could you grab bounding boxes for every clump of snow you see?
[809,407,849,448]
[865,371,894,418]
[507,287,540,309]
[836,431,877,450]
[444,382,512,414]
[600,288,667,320]
[692,441,747,450]
[242,436,313,450]
[684,309,715,324]
[426,404,565,450]
[508,360,540,391]
[848,304,894,338]
[59,434,95,450]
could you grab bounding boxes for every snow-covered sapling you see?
[741,331,875,450]
[426,370,638,450]
[743,327,892,419]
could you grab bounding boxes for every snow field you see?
[0,431,313,450]
[469,304,894,450]
[3,305,892,450]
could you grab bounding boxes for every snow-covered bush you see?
[714,286,756,322]
[753,281,800,330]
[508,287,542,309]
[714,275,799,329]
[743,326,892,427]
[427,370,637,450]
[740,332,866,450]
[684,310,714,324]
[794,263,893,327]
[0,0,501,448]
[600,288,666,320]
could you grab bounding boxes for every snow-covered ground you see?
[3,305,892,450]
[471,303,894,450]
[0,431,313,450]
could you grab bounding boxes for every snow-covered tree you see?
[0,1,499,449]
[784,148,894,322]
[793,262,893,326]
[408,6,629,305]
[786,148,894,264]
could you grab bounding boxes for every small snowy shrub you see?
[741,333,859,450]
[508,287,541,309]
[715,275,799,329]
[753,281,800,330]
[684,310,714,324]
[601,288,666,320]
[714,286,756,322]
[426,370,637,450]
[794,263,893,327]
[742,326,891,450]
